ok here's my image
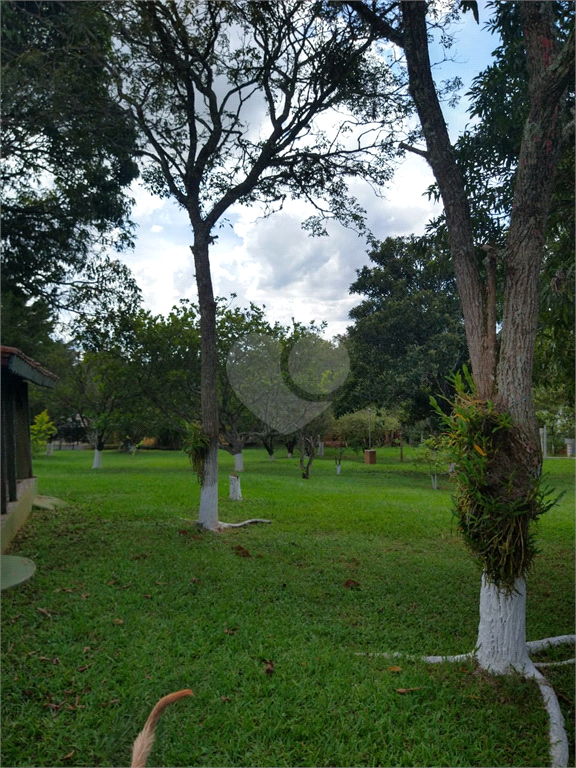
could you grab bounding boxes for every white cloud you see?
[114,5,495,337]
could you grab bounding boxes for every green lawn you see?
[2,447,574,767]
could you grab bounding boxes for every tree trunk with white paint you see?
[92,449,103,469]
[229,474,242,500]
[198,442,219,530]
[476,573,532,675]
[234,452,244,472]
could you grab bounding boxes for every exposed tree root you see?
[357,635,575,767]
[215,518,271,530]
[527,635,576,652]
[528,665,569,768]
[179,517,271,531]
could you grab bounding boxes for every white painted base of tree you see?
[269,453,275,462]
[234,453,244,472]
[45,442,54,456]
[92,449,102,469]
[229,475,242,500]
[356,573,575,767]
[336,465,341,475]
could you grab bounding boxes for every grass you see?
[1,446,574,767]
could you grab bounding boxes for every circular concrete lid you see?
[1,555,36,590]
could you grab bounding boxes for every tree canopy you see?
[1,1,141,336]
[337,235,468,422]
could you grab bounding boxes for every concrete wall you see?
[1,476,38,553]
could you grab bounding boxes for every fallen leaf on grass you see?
[178,529,189,535]
[116,583,131,590]
[190,577,201,584]
[233,545,252,558]
[100,699,120,707]
[83,647,91,654]
[142,594,152,599]
[467,695,480,700]
[191,534,202,540]
[113,618,124,625]
[63,750,75,760]
[388,666,402,672]
[9,614,23,623]
[76,665,91,673]
[131,553,148,560]
[37,608,52,618]
[262,659,275,675]
[224,627,238,635]
[221,696,231,702]
[395,687,424,694]
[106,579,117,586]
[155,580,167,586]
[7,642,14,653]
[344,579,360,589]
[80,593,91,600]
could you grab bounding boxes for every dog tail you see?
[131,689,194,768]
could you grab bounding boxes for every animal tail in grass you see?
[131,689,194,767]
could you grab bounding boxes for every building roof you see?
[1,346,58,388]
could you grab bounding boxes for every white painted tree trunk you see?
[92,449,102,469]
[229,474,242,500]
[269,453,274,462]
[336,464,341,475]
[287,452,293,459]
[317,441,324,456]
[198,444,219,530]
[45,442,54,456]
[234,452,244,472]
[476,573,532,674]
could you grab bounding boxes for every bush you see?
[30,410,57,456]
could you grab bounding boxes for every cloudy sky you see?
[116,3,498,340]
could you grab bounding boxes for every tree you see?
[336,235,468,422]
[52,349,138,468]
[1,1,141,322]
[105,0,402,530]
[216,301,283,471]
[349,2,574,762]
[332,407,400,452]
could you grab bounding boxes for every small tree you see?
[30,410,57,457]
[412,435,451,490]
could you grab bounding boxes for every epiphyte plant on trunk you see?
[105,0,404,531]
[348,1,574,764]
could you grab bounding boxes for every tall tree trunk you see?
[190,232,219,530]
[401,1,496,399]
[399,0,573,673]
